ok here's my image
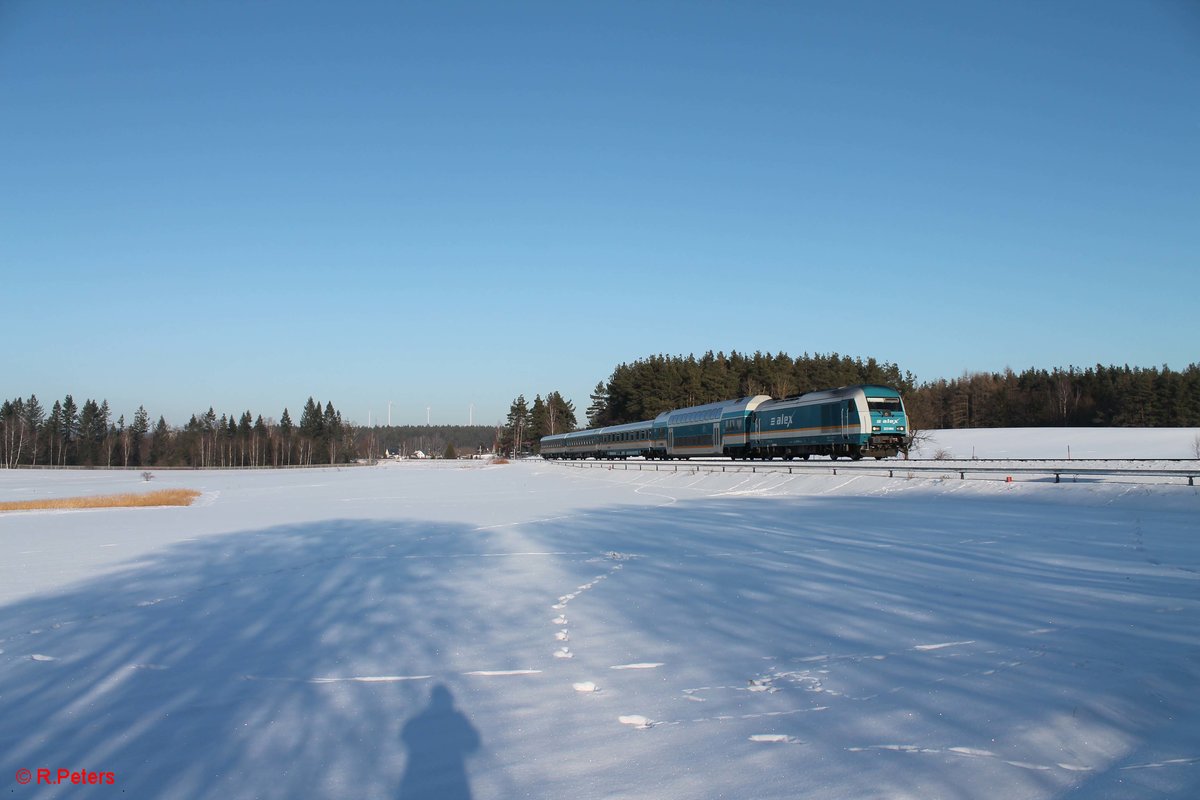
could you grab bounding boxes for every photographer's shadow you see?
[399,684,480,800]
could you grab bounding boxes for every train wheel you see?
[829,453,839,461]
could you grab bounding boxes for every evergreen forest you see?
[3,355,1197,468]
[0,396,500,469]
[578,353,1200,431]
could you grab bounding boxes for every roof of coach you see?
[659,395,772,425]
[720,395,773,417]
[599,419,654,434]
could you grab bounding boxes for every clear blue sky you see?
[2,1,1197,426]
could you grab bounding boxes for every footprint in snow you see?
[573,681,598,693]
[749,734,803,744]
[554,647,573,659]
[552,616,567,625]
[30,654,57,662]
[555,631,569,641]
[618,715,654,729]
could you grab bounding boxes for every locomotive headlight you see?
[872,425,881,432]
[898,426,905,432]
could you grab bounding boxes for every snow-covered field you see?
[910,427,1200,461]
[2,436,1199,798]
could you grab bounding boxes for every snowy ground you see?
[909,427,1200,461]
[2,440,1199,798]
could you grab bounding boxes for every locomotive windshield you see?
[867,397,902,413]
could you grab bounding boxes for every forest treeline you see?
[375,425,498,459]
[5,355,1197,467]
[572,352,1200,432]
[905,363,1200,429]
[0,396,360,469]
[582,352,913,428]
[0,396,497,469]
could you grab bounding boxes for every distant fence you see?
[551,460,1198,487]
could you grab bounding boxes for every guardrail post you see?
[1054,473,1060,483]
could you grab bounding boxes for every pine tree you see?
[25,394,44,467]
[299,398,322,465]
[60,395,79,466]
[529,395,548,450]
[238,411,253,466]
[149,416,171,466]
[77,399,100,466]
[503,395,531,456]
[131,406,150,466]
[323,402,343,464]
[279,408,294,466]
[547,391,577,434]
[46,400,63,466]
[97,400,115,466]
[586,382,609,428]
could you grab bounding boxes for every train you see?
[540,384,909,462]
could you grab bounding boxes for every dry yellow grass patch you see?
[0,489,202,512]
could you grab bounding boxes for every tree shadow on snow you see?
[0,518,507,800]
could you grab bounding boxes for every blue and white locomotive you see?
[540,385,908,461]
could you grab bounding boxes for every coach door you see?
[713,422,721,453]
[840,400,853,441]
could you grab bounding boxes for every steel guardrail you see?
[548,459,1199,486]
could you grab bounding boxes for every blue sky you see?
[2,1,1197,426]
